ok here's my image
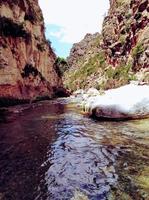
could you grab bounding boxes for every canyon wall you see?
[0,0,64,105]
[65,0,149,91]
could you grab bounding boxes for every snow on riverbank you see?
[73,84,149,120]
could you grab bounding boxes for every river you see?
[0,98,149,200]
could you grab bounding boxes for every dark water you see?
[0,99,149,200]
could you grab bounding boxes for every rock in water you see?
[83,84,149,120]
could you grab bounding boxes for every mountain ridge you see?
[64,0,149,91]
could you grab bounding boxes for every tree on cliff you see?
[54,57,69,77]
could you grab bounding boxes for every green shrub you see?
[54,57,68,77]
[64,52,106,91]
[119,35,127,45]
[132,43,144,57]
[125,13,132,19]
[100,64,136,90]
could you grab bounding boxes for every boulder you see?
[83,84,149,120]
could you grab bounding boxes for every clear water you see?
[0,99,149,200]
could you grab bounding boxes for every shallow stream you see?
[0,98,149,200]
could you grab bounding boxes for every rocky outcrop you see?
[65,0,149,91]
[102,0,149,75]
[64,33,104,91]
[0,0,64,106]
[67,33,101,70]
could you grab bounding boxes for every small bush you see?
[37,42,45,51]
[134,12,142,20]
[64,52,105,91]
[119,35,127,45]
[24,13,36,23]
[106,64,133,79]
[55,57,68,76]
[21,64,45,81]
[125,13,132,19]
[21,64,38,78]
[0,17,31,39]
[132,42,144,57]
[100,64,137,90]
[47,39,52,46]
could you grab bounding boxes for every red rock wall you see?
[102,0,149,71]
[0,0,63,102]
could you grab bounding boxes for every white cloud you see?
[49,28,65,39]
[39,0,109,43]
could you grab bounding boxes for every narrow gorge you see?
[0,0,149,200]
[65,0,149,91]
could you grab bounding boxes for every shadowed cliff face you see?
[0,0,64,104]
[65,0,149,91]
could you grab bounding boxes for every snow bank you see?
[83,84,149,120]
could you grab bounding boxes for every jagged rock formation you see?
[102,0,149,78]
[67,33,101,70]
[64,33,103,90]
[65,0,149,91]
[0,0,64,105]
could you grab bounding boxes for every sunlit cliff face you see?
[0,0,63,103]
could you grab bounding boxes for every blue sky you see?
[45,24,72,58]
[39,0,110,58]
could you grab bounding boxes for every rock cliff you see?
[64,33,103,90]
[0,0,64,106]
[65,0,149,91]
[102,0,149,81]
[67,33,101,71]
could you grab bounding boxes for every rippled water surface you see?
[0,99,149,200]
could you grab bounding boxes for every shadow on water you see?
[0,99,149,200]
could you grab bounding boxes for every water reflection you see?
[0,99,149,200]
[0,102,65,200]
[40,114,119,200]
